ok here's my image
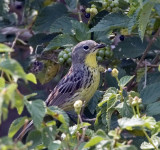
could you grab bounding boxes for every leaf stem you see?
[136,104,140,117]
[116,77,123,102]
[142,128,158,150]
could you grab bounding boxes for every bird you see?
[16,40,105,141]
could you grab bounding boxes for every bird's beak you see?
[95,43,106,49]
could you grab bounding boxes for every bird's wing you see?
[45,69,84,107]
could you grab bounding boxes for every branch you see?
[136,28,160,70]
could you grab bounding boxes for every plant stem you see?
[131,105,137,116]
[116,77,123,102]
[136,104,140,117]
[142,128,158,150]
[76,0,82,22]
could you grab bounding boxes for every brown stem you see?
[136,28,160,70]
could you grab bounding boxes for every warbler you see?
[16,40,105,140]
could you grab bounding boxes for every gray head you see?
[72,40,105,65]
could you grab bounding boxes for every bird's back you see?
[46,64,100,110]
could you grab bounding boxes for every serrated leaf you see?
[42,126,56,147]
[25,100,46,129]
[34,3,67,32]
[26,130,42,149]
[44,34,78,51]
[0,58,26,82]
[146,101,160,116]
[138,72,160,92]
[98,87,118,107]
[8,116,28,138]
[49,16,74,34]
[0,43,13,52]
[47,106,69,128]
[118,117,144,130]
[28,33,58,49]
[48,141,61,150]
[140,82,160,104]
[142,116,156,129]
[128,8,140,34]
[140,135,160,149]
[72,20,91,41]
[138,2,154,41]
[88,90,103,114]
[65,0,76,10]
[26,73,37,84]
[119,75,134,87]
[90,13,129,32]
[114,37,147,58]
[84,136,104,148]
[115,101,133,118]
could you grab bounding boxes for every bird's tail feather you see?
[15,120,34,142]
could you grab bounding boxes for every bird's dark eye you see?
[83,45,89,50]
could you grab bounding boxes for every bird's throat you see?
[85,53,98,68]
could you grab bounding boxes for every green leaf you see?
[0,43,13,52]
[72,20,91,41]
[138,2,154,41]
[26,130,42,149]
[5,83,18,105]
[155,4,160,16]
[26,73,37,84]
[25,100,46,129]
[119,75,134,87]
[114,37,147,58]
[8,116,28,138]
[42,126,56,147]
[0,0,9,15]
[128,8,140,34]
[115,145,138,150]
[142,116,156,129]
[88,90,103,114]
[140,135,160,150]
[118,117,144,130]
[44,34,78,51]
[65,0,77,10]
[48,141,61,150]
[115,101,133,118]
[49,16,74,34]
[98,87,118,107]
[34,3,67,32]
[90,12,129,32]
[47,106,69,128]
[84,136,104,148]
[140,82,160,104]
[146,101,160,116]
[0,58,26,81]
[28,33,58,49]
[0,77,5,88]
[138,72,160,92]
[15,91,24,115]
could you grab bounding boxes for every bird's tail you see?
[15,120,34,142]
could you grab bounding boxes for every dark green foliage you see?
[1,0,160,149]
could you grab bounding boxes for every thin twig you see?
[76,0,82,22]
[144,60,147,89]
[136,28,160,70]
[11,32,21,49]
[127,28,160,91]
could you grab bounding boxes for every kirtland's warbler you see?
[16,40,105,140]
